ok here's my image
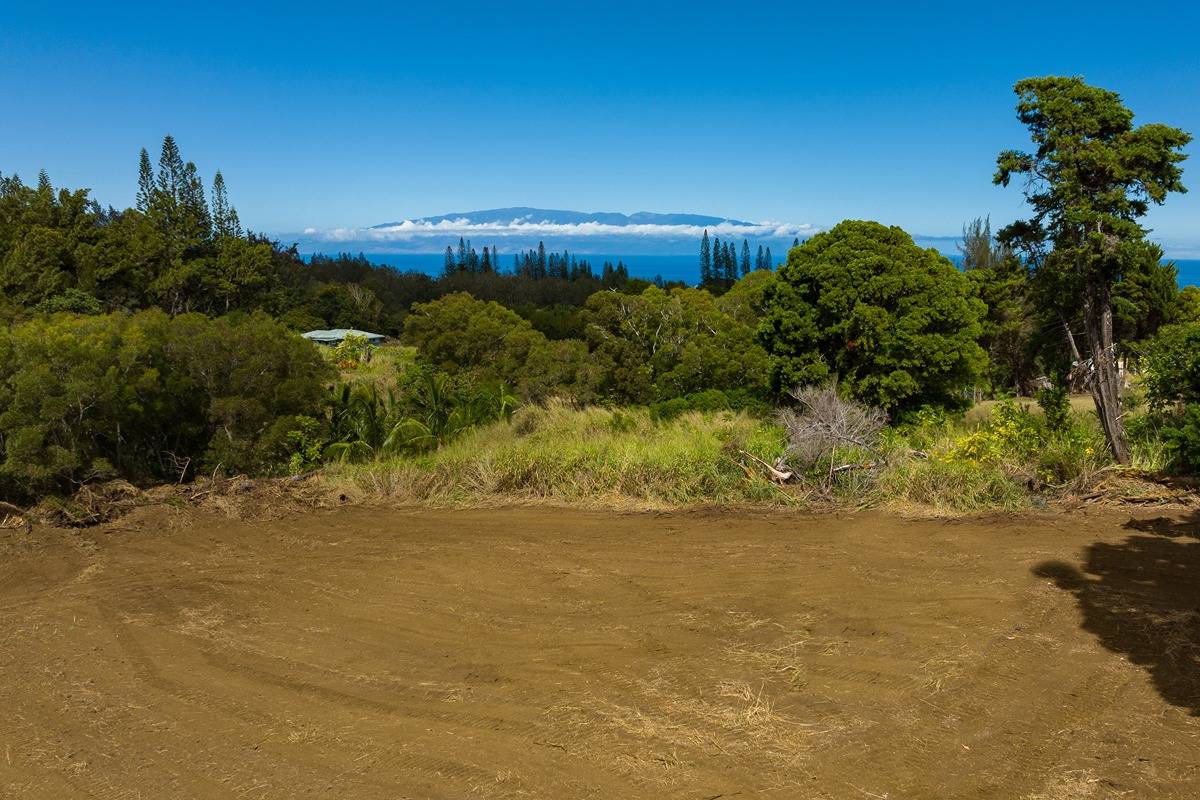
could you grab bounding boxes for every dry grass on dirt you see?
[1,503,1198,798]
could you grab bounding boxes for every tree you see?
[211,170,241,238]
[740,239,751,276]
[711,236,722,284]
[995,76,1190,462]
[960,217,1036,394]
[756,244,764,270]
[136,148,154,213]
[700,229,712,285]
[443,246,455,276]
[401,292,584,399]
[583,285,770,404]
[178,161,210,247]
[206,237,273,313]
[763,247,772,270]
[1112,241,1181,344]
[0,310,331,498]
[759,220,986,415]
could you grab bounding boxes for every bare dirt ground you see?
[1,504,1198,799]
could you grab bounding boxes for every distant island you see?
[297,206,817,256]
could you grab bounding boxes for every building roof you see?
[301,328,386,343]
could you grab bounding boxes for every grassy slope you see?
[330,403,794,508]
[323,394,1174,514]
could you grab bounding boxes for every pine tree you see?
[793,237,800,248]
[150,135,186,255]
[740,239,751,276]
[457,237,467,270]
[179,161,211,242]
[756,244,764,270]
[537,241,546,279]
[480,246,491,272]
[700,229,712,285]
[136,148,154,213]
[156,135,184,204]
[444,246,456,276]
[764,246,773,270]
[210,170,241,238]
[712,236,722,286]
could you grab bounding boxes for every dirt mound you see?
[23,474,348,529]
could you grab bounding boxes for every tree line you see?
[442,238,635,287]
[698,230,791,291]
[2,75,1198,502]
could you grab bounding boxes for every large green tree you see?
[402,292,588,400]
[583,285,769,404]
[995,76,1190,462]
[759,220,985,415]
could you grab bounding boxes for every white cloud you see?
[304,217,822,243]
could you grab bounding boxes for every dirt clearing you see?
[1,505,1198,798]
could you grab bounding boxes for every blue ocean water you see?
[321,252,1200,289]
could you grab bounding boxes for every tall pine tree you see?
[740,239,751,276]
[700,229,712,285]
[136,148,154,213]
[179,161,211,243]
[210,170,241,238]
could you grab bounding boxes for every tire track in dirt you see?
[2,506,1198,798]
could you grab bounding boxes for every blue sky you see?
[3,1,1198,254]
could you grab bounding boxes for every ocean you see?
[325,252,1200,289]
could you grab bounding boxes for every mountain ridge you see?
[371,207,755,229]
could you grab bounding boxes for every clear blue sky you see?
[3,1,1198,254]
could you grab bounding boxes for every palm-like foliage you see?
[324,370,517,463]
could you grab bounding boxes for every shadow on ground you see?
[1034,509,1200,715]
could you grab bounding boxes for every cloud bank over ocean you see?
[287,208,821,254]
[303,217,820,245]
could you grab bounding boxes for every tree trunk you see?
[1060,313,1082,363]
[1083,280,1130,463]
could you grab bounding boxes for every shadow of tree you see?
[1033,509,1200,715]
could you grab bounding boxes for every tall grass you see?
[325,397,1138,514]
[330,401,793,508]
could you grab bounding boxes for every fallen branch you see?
[738,450,794,483]
[0,501,29,517]
[830,462,879,474]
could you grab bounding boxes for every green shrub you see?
[648,388,768,421]
[280,415,325,474]
[0,310,332,500]
[1160,405,1200,473]
[1139,322,1200,474]
[937,400,1105,485]
[1036,383,1071,432]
